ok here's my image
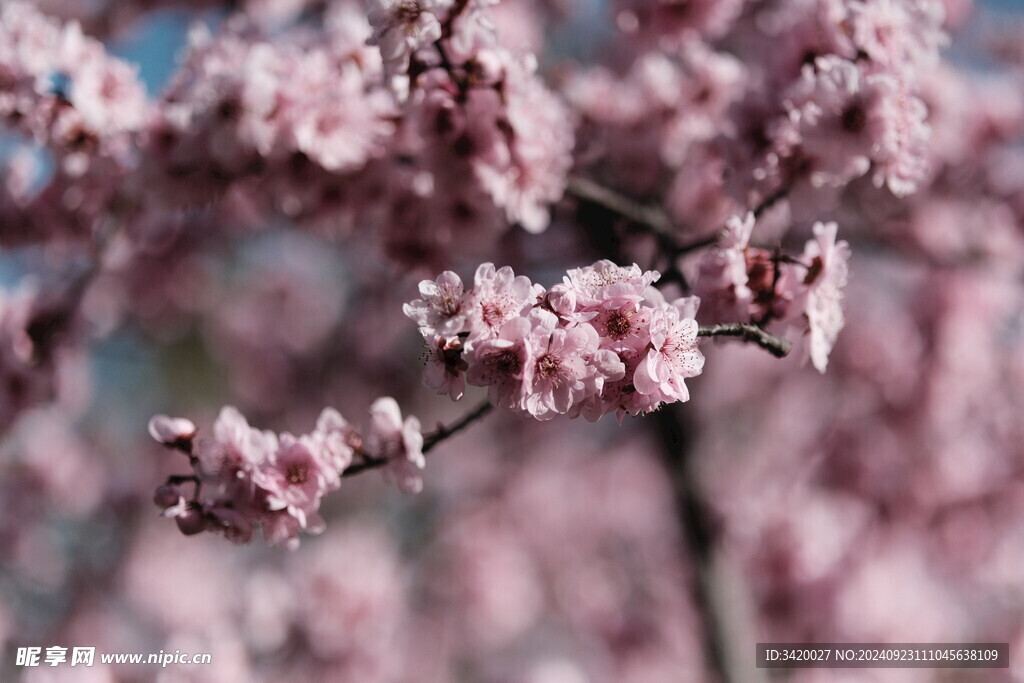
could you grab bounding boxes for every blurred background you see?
[1,0,1024,681]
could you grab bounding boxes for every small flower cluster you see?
[694,214,851,372]
[149,398,423,549]
[405,261,705,421]
[0,1,149,171]
[763,0,945,199]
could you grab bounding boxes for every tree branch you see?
[652,406,733,683]
[341,400,494,478]
[566,175,792,254]
[565,175,676,238]
[751,183,791,219]
[423,400,493,453]
[697,323,792,358]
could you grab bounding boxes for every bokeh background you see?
[2,0,1024,681]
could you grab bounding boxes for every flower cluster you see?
[0,1,149,170]
[149,398,424,549]
[694,214,851,372]
[760,0,945,200]
[405,261,705,421]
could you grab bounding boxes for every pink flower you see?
[473,51,574,233]
[289,59,396,173]
[59,23,149,137]
[523,315,604,420]
[694,212,756,323]
[799,221,851,373]
[776,57,874,189]
[590,303,653,352]
[466,263,535,342]
[774,56,931,197]
[446,0,500,61]
[367,0,450,84]
[581,342,661,421]
[466,315,534,411]
[261,509,306,551]
[422,334,468,401]
[366,397,426,494]
[403,270,469,336]
[147,415,197,446]
[539,283,581,322]
[312,407,359,472]
[562,260,660,311]
[848,0,947,75]
[198,406,278,482]
[253,433,339,532]
[869,75,930,197]
[633,299,705,403]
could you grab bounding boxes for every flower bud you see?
[469,49,503,86]
[544,284,576,318]
[148,415,197,447]
[153,483,183,509]
[175,504,208,536]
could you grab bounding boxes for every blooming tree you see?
[1,0,1023,679]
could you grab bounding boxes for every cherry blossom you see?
[367,0,449,85]
[793,221,852,373]
[633,299,705,404]
[366,396,425,494]
[3,1,1021,680]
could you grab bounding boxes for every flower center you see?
[286,462,309,486]
[841,104,867,134]
[435,287,461,316]
[605,311,633,340]
[491,349,521,374]
[804,256,824,285]
[396,1,421,22]
[481,302,506,328]
[536,354,561,380]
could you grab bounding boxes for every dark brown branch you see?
[567,175,792,253]
[423,400,493,453]
[697,323,792,358]
[339,454,386,478]
[752,183,791,219]
[341,400,494,478]
[652,406,734,683]
[566,175,676,237]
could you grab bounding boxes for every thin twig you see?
[698,323,792,358]
[423,400,493,453]
[567,175,792,252]
[339,454,387,478]
[341,400,494,478]
[671,232,720,257]
[752,182,791,219]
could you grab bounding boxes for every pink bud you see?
[148,415,197,446]
[470,49,503,85]
[153,483,183,509]
[175,505,207,536]
[544,284,576,317]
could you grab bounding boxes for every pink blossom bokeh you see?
[1,0,1023,681]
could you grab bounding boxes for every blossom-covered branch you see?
[148,393,496,548]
